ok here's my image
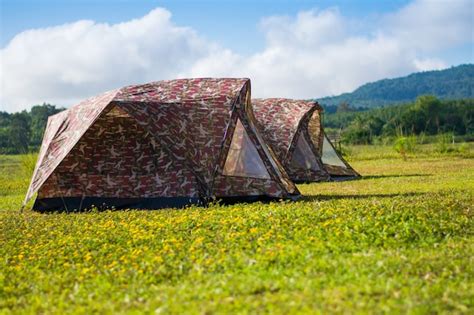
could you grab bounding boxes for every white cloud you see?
[0,8,211,111]
[188,0,473,99]
[1,0,473,112]
[414,58,447,71]
[385,0,473,51]
[260,8,347,48]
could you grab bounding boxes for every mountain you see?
[317,64,474,109]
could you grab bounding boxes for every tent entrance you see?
[322,135,347,168]
[290,134,321,171]
[223,119,270,179]
[321,133,360,178]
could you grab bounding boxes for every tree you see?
[8,112,30,153]
[336,102,352,113]
[366,116,385,137]
[414,95,442,133]
[343,115,372,144]
[399,107,426,134]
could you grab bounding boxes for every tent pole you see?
[78,194,84,212]
[55,174,70,212]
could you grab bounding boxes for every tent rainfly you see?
[252,98,331,182]
[25,78,300,211]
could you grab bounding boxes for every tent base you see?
[323,164,360,178]
[33,197,203,212]
[33,194,300,212]
[330,175,360,182]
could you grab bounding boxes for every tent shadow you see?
[355,174,431,180]
[300,191,426,201]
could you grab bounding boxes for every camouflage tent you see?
[25,78,300,211]
[252,98,330,182]
[253,98,359,182]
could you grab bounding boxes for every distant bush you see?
[326,97,474,145]
[458,142,470,154]
[435,133,456,153]
[393,136,417,160]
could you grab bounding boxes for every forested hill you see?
[317,64,474,109]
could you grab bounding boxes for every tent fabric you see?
[26,78,299,211]
[252,98,330,182]
[308,110,324,154]
[25,90,119,204]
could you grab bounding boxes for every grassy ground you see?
[1,145,473,314]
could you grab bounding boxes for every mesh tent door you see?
[290,134,322,171]
[321,133,360,178]
[322,136,347,168]
[223,119,270,179]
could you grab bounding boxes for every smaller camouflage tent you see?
[253,98,359,182]
[253,98,330,182]
[25,78,299,211]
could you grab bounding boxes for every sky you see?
[1,0,473,112]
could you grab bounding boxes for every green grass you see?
[1,145,473,314]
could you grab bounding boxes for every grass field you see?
[1,145,473,314]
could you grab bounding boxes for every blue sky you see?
[1,0,473,111]
[2,0,413,52]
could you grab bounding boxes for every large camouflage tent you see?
[253,98,330,182]
[253,98,359,182]
[25,78,300,211]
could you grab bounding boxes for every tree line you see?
[0,104,65,154]
[324,96,474,144]
[0,96,472,153]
